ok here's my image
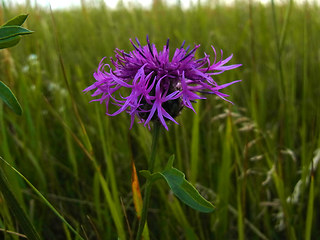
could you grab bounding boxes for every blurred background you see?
[6,0,320,9]
[0,0,319,239]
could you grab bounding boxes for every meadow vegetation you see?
[0,0,319,239]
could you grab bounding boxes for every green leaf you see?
[2,14,29,27]
[160,165,215,213]
[0,35,21,49]
[0,81,22,115]
[141,156,215,213]
[0,26,33,40]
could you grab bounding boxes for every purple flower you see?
[84,36,242,130]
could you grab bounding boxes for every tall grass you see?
[0,0,319,239]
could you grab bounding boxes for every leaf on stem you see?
[140,155,215,213]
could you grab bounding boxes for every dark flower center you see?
[138,76,183,122]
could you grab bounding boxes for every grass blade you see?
[0,164,40,240]
[0,157,85,240]
[305,173,314,240]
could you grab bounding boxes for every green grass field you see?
[0,0,319,239]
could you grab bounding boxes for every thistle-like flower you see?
[84,36,241,130]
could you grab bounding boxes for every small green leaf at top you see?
[0,81,22,115]
[2,14,29,27]
[164,155,175,170]
[139,170,153,179]
[140,170,163,183]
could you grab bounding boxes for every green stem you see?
[135,123,161,240]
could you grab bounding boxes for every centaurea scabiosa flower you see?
[84,36,242,130]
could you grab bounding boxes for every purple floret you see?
[84,36,242,130]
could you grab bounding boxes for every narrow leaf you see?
[0,35,21,49]
[131,161,150,240]
[0,81,22,115]
[3,14,29,26]
[0,26,33,40]
[131,161,143,218]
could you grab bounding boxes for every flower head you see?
[84,36,241,130]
